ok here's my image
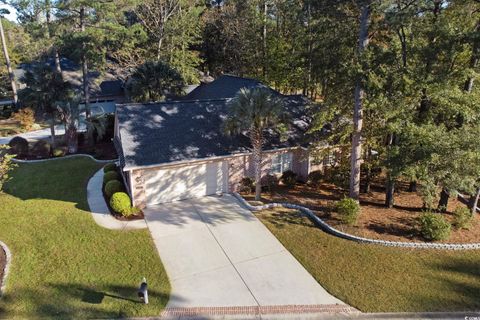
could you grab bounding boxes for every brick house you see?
[114,75,326,207]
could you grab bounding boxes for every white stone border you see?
[0,241,12,297]
[12,154,116,164]
[233,193,480,250]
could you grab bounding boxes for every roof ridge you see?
[115,98,230,108]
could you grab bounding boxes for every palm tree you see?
[224,88,286,201]
[127,61,185,102]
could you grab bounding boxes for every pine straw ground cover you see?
[243,180,480,243]
[0,158,170,319]
[256,207,480,312]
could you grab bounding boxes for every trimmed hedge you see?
[307,170,323,186]
[419,212,451,241]
[103,171,120,185]
[31,140,51,158]
[103,163,117,173]
[104,180,124,199]
[8,136,29,157]
[110,192,131,216]
[281,170,297,187]
[336,197,360,226]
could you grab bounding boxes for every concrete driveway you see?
[144,194,345,308]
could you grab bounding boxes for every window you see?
[271,153,293,174]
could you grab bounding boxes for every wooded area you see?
[1,0,479,213]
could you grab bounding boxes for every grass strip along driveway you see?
[256,207,480,313]
[0,158,170,319]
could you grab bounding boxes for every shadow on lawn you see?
[3,158,97,212]
[417,257,480,311]
[0,282,175,319]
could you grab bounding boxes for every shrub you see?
[239,177,254,193]
[103,163,117,173]
[8,136,29,157]
[281,170,297,187]
[110,192,131,215]
[336,197,360,226]
[262,174,278,192]
[419,212,451,241]
[103,171,120,184]
[104,180,124,199]
[12,107,35,130]
[307,170,323,186]
[453,207,473,230]
[122,206,141,217]
[31,140,51,158]
[53,148,66,157]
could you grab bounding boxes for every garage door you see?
[144,161,228,205]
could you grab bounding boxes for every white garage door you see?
[144,161,228,205]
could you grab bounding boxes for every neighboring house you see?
[114,75,325,207]
[14,58,126,115]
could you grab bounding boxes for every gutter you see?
[122,146,307,172]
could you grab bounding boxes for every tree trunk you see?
[252,130,263,201]
[262,1,267,78]
[349,2,370,200]
[468,188,480,214]
[50,118,56,148]
[0,17,18,107]
[385,174,395,208]
[45,0,63,78]
[80,7,90,119]
[464,20,479,93]
[438,188,449,212]
[408,180,417,192]
[66,124,78,154]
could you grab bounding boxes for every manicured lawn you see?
[256,207,480,312]
[0,158,170,319]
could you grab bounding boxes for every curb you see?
[13,154,116,164]
[0,240,12,297]
[233,193,480,250]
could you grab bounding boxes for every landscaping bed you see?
[241,179,480,244]
[0,157,170,318]
[102,164,143,220]
[256,207,480,312]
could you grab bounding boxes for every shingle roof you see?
[182,74,280,101]
[116,96,311,169]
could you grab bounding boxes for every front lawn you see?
[0,158,170,319]
[256,207,480,312]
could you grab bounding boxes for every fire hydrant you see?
[138,277,149,304]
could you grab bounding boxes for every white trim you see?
[128,170,135,206]
[123,147,301,172]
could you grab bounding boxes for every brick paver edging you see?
[0,241,12,297]
[12,154,116,164]
[233,193,480,250]
[160,304,359,317]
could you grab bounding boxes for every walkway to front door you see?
[144,194,346,309]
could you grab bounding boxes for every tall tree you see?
[0,11,18,106]
[349,1,371,200]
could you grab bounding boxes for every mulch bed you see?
[102,170,144,221]
[242,180,480,244]
[0,245,5,289]
[13,140,118,161]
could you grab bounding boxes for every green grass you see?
[0,158,170,319]
[256,208,480,313]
